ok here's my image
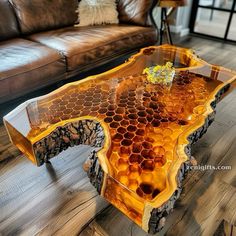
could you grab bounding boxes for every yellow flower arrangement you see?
[143,62,175,85]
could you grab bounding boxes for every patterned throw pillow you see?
[75,0,119,26]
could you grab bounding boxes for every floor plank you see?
[0,146,109,236]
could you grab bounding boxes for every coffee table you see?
[4,45,236,234]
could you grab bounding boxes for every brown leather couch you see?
[0,0,158,104]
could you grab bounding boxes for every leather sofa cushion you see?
[10,0,78,34]
[0,0,20,41]
[29,25,157,73]
[0,39,66,103]
[117,0,155,26]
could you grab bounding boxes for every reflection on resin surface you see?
[4,45,236,230]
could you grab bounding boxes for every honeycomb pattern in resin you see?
[26,70,222,201]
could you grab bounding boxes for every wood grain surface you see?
[0,36,236,236]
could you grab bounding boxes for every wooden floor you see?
[0,36,236,236]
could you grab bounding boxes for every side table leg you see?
[164,8,173,45]
[160,8,164,45]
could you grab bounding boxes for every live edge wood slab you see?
[2,45,236,234]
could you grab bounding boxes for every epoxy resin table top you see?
[4,45,236,231]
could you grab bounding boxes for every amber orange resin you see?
[4,45,236,233]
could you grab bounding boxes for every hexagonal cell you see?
[118,146,131,160]
[132,143,143,153]
[90,106,99,112]
[106,111,115,117]
[138,117,147,124]
[129,119,138,126]
[146,137,155,143]
[137,106,145,111]
[117,171,129,186]
[66,103,75,109]
[113,133,123,142]
[128,97,136,102]
[104,117,113,123]
[124,132,135,140]
[163,136,172,143]
[64,108,73,114]
[89,111,98,116]
[163,128,173,136]
[129,154,143,164]
[161,118,169,123]
[149,101,159,110]
[151,119,161,127]
[92,98,101,103]
[120,99,127,104]
[113,115,123,122]
[141,160,155,171]
[110,122,119,128]
[127,125,137,132]
[136,129,145,136]
[142,141,153,150]
[80,110,90,116]
[121,139,132,147]
[120,119,129,127]
[115,128,125,136]
[154,155,166,167]
[154,146,165,156]
[127,101,136,107]
[143,92,151,97]
[128,108,136,114]
[115,107,125,114]
[100,102,109,108]
[146,108,154,115]
[128,179,139,191]
[136,182,154,199]
[147,115,153,122]
[108,105,117,111]
[133,135,144,143]
[116,158,129,171]
[137,111,146,118]
[128,113,138,120]
[98,108,107,114]
[139,183,153,195]
[141,149,151,159]
[120,93,128,100]
[128,91,136,97]
[129,164,142,175]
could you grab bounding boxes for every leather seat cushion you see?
[0,38,66,103]
[29,24,157,73]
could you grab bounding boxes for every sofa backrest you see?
[10,0,78,34]
[117,0,156,26]
[0,0,20,41]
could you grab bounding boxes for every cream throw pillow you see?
[75,0,119,26]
